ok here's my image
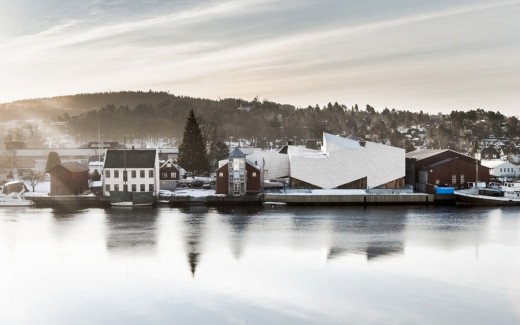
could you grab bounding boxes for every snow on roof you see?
[405,149,450,160]
[481,160,513,168]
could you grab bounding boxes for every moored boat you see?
[455,182,520,206]
[0,190,34,207]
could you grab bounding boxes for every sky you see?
[0,0,519,115]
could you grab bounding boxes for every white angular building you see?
[288,133,405,189]
[221,133,405,190]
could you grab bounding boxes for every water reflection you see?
[1,206,519,324]
[105,207,158,252]
[182,210,207,277]
[216,206,258,259]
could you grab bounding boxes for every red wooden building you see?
[406,149,489,193]
[49,162,89,195]
[215,148,261,196]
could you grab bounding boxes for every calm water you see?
[1,205,519,324]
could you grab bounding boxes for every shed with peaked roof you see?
[49,162,90,195]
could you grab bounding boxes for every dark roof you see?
[229,147,246,158]
[104,149,156,168]
[54,162,89,173]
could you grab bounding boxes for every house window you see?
[171,172,177,178]
[123,170,127,181]
[114,170,119,178]
[114,184,119,191]
[105,170,110,178]
[131,170,136,178]
[105,184,110,192]
[149,184,154,192]
[452,174,457,185]
[460,174,465,185]
[123,184,128,192]
[132,184,136,191]
[140,170,145,178]
[161,172,167,179]
[435,179,440,185]
[149,170,154,178]
[140,184,145,192]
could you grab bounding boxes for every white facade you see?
[289,133,405,189]
[103,150,160,196]
[481,160,520,179]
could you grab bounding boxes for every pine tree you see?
[45,151,61,172]
[178,110,208,176]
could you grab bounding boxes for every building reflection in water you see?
[326,207,406,261]
[216,206,260,259]
[105,207,158,252]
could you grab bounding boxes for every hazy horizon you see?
[1,0,519,115]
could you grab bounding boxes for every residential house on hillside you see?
[49,162,89,195]
[478,147,501,160]
[406,149,489,193]
[103,149,159,196]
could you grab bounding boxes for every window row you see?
[105,184,154,192]
[105,169,154,178]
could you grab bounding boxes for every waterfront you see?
[1,206,519,324]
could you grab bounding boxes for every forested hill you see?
[0,91,178,120]
[1,91,518,153]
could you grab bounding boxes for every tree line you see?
[2,91,519,154]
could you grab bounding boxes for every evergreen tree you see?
[178,110,208,176]
[45,151,61,172]
[208,139,229,170]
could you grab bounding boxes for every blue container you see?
[435,187,455,194]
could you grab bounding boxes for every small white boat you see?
[0,190,34,207]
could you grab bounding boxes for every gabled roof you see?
[104,149,156,168]
[229,147,246,158]
[53,162,89,173]
[406,149,450,160]
[160,158,180,169]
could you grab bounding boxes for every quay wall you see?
[30,196,104,208]
[263,193,434,205]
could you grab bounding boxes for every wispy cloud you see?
[1,0,520,114]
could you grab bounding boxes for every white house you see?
[481,160,520,180]
[102,149,159,196]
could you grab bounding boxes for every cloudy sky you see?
[1,0,519,114]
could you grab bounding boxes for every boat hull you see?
[455,193,520,206]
